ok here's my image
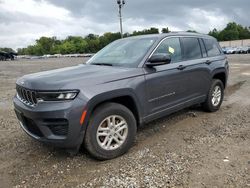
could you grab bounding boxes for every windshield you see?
[87,37,157,67]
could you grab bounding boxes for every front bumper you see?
[13,96,87,149]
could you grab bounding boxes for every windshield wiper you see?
[91,63,113,66]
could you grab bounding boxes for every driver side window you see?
[154,37,182,63]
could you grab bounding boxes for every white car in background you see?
[224,47,236,54]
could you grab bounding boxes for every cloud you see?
[0,0,249,49]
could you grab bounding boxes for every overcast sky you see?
[0,0,249,49]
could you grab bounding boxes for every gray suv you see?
[13,32,229,160]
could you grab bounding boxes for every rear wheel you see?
[202,79,224,112]
[84,103,137,160]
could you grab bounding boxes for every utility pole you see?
[117,0,125,38]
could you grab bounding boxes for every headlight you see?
[36,90,79,102]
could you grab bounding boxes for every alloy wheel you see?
[96,115,128,150]
[211,85,222,106]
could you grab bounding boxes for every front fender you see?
[83,88,143,126]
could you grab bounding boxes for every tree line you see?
[209,22,250,41]
[0,47,16,53]
[6,22,250,55]
[17,28,163,56]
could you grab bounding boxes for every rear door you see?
[179,37,211,98]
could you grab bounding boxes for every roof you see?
[126,32,215,40]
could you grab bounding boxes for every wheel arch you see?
[212,69,227,88]
[84,89,143,128]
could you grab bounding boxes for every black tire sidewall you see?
[85,103,137,160]
[205,79,224,112]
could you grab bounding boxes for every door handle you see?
[177,65,186,70]
[205,60,212,65]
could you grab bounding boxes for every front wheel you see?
[84,103,137,160]
[202,79,224,112]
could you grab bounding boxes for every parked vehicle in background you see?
[0,51,6,61]
[223,47,236,54]
[0,51,17,61]
[13,32,229,160]
[222,46,248,55]
[235,47,242,54]
[235,46,249,54]
[239,46,249,54]
[221,47,227,54]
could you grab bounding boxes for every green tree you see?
[132,27,159,36]
[0,47,15,53]
[162,27,170,33]
[99,32,121,49]
[85,38,100,53]
[222,22,239,40]
[85,34,98,40]
[64,36,88,53]
[35,37,57,54]
[238,25,250,39]
[209,22,250,41]
[187,30,197,33]
[209,28,220,40]
[59,41,76,54]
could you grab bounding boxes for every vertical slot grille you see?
[16,85,37,106]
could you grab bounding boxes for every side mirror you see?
[146,53,171,67]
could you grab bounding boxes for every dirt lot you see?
[0,55,249,187]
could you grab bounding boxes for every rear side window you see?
[181,37,202,60]
[154,37,182,63]
[203,39,221,57]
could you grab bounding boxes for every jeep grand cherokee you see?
[13,32,229,160]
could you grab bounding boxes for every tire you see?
[202,79,224,112]
[84,102,137,160]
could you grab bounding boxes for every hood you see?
[16,64,143,90]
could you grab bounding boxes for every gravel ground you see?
[0,55,249,188]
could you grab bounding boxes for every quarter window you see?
[203,39,221,57]
[154,37,182,63]
[199,38,207,57]
[181,37,202,60]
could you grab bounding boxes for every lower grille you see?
[16,85,37,106]
[44,119,69,136]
